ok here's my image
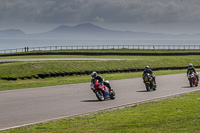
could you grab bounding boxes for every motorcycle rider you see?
[187,63,199,81]
[143,66,156,84]
[91,71,112,93]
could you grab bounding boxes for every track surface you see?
[0,73,199,130]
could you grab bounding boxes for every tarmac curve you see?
[0,73,200,131]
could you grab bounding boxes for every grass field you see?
[1,49,200,132]
[1,55,200,78]
[1,55,200,91]
[1,49,200,56]
[1,49,200,91]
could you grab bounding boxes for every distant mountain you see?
[39,23,200,39]
[51,23,109,33]
[0,29,26,37]
[49,25,71,33]
[43,23,116,38]
[0,23,200,39]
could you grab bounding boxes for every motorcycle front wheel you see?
[190,80,193,87]
[145,83,150,91]
[95,90,105,101]
[195,79,198,87]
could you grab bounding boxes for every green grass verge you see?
[1,49,200,56]
[0,54,199,91]
[0,55,199,79]
[1,49,199,132]
[3,89,200,132]
[0,69,192,91]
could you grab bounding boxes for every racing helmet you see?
[91,71,97,78]
[145,66,150,70]
[189,63,193,68]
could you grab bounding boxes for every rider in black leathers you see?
[143,66,156,84]
[91,71,112,92]
[187,63,199,81]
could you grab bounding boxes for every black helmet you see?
[91,71,97,78]
[189,63,193,68]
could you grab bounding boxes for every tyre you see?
[153,84,157,90]
[195,80,198,87]
[110,90,116,100]
[190,80,193,87]
[95,90,104,101]
[145,83,150,91]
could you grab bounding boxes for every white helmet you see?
[189,63,193,68]
[91,71,97,78]
[145,66,150,70]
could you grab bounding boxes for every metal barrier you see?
[1,45,200,54]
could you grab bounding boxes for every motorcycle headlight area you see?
[188,75,194,78]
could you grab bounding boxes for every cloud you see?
[0,0,200,24]
[93,17,105,23]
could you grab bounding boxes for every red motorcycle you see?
[188,71,198,87]
[91,79,115,101]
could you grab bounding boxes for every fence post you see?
[3,44,200,53]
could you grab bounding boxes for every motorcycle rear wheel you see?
[195,80,198,87]
[153,84,157,90]
[110,90,116,100]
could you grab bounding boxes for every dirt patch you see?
[30,64,42,68]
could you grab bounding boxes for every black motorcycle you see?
[143,73,156,91]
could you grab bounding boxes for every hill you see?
[0,23,200,39]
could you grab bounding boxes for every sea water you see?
[0,38,200,51]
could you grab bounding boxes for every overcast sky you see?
[0,0,200,34]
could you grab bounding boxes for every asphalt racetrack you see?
[0,73,200,130]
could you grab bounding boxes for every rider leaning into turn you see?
[143,66,156,84]
[187,63,199,81]
[91,71,112,92]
